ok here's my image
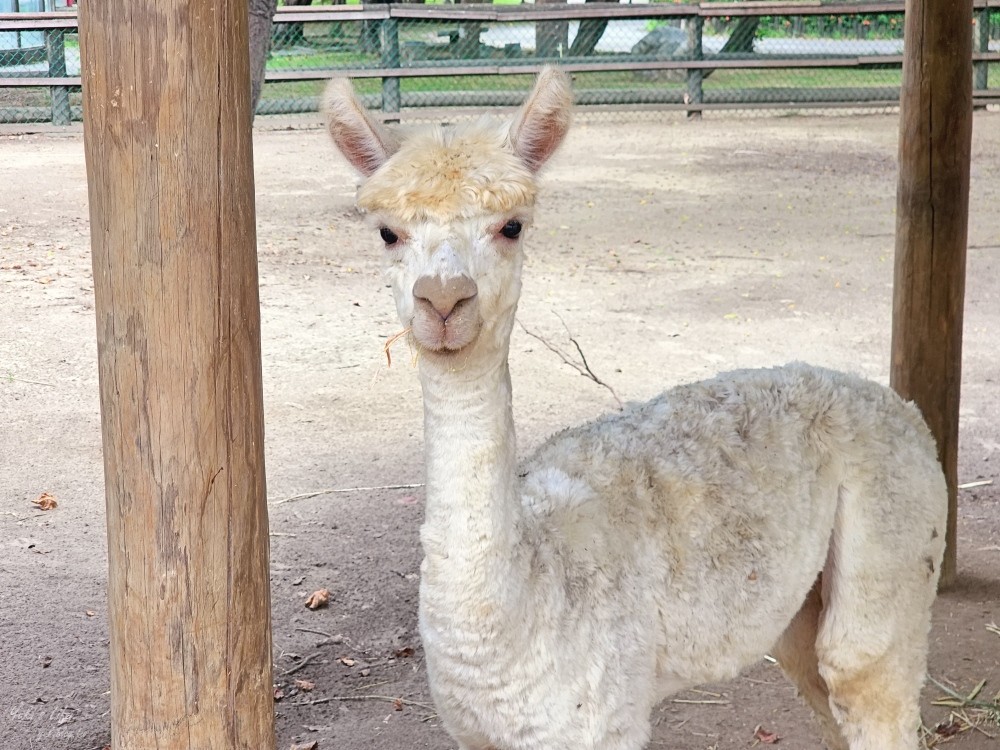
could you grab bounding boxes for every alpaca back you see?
[516,363,943,688]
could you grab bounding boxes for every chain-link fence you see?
[1,2,998,124]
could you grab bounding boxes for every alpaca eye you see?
[379,226,399,245]
[500,220,522,240]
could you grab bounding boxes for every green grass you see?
[259,66,912,105]
[705,67,902,90]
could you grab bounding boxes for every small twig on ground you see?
[6,376,56,387]
[517,317,623,410]
[269,483,424,506]
[282,653,320,676]
[286,694,436,712]
[929,676,1000,718]
[670,698,730,705]
[958,479,993,490]
[705,254,774,262]
[295,627,335,639]
[986,622,1000,637]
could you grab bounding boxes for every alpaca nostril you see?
[413,274,478,320]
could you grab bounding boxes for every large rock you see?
[631,25,689,81]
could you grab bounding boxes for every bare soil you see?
[1,111,999,750]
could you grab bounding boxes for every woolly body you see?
[323,68,947,750]
[419,363,945,750]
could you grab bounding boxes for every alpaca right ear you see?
[323,78,399,177]
[509,67,572,173]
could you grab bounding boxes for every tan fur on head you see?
[358,124,537,223]
[324,67,572,222]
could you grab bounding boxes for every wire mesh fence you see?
[1,2,998,124]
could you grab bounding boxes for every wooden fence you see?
[1,1,998,123]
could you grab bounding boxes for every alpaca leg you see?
[815,524,939,749]
[772,577,849,750]
[818,650,926,750]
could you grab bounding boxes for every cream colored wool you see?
[324,68,947,750]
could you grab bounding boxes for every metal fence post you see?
[380,16,400,119]
[974,7,989,92]
[46,27,70,125]
[686,14,704,119]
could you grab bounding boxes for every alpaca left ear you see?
[509,67,572,173]
[323,78,399,176]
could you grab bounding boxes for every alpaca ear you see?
[509,67,572,173]
[323,78,399,177]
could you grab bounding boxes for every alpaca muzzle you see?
[412,273,481,352]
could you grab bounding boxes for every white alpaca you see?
[323,69,947,750]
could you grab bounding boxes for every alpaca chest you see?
[418,585,661,750]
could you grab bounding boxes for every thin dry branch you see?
[929,677,1000,713]
[287,694,436,712]
[269,483,424,506]
[282,653,320,676]
[383,327,412,367]
[958,479,993,490]
[517,317,623,410]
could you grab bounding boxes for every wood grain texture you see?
[79,1,275,747]
[891,0,973,588]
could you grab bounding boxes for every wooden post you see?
[380,16,401,117]
[79,1,276,748]
[891,0,973,588]
[974,7,989,93]
[45,27,69,125]
[685,15,704,120]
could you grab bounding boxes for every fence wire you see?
[1,3,998,124]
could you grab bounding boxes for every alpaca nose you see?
[413,274,478,320]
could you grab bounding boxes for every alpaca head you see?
[324,68,571,371]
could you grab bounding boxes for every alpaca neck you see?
[418,350,523,618]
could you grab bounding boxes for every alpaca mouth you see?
[411,318,481,355]
[410,296,482,355]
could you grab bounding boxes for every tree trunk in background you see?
[249,0,278,119]
[568,0,607,57]
[280,0,314,47]
[536,0,568,59]
[718,16,758,54]
[702,15,759,80]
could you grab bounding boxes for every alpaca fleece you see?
[323,67,946,750]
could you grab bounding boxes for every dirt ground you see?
[1,109,999,750]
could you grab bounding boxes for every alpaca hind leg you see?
[816,511,940,749]
[818,651,926,750]
[772,577,848,750]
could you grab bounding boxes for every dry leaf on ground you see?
[294,679,315,692]
[32,493,58,511]
[934,720,963,738]
[289,742,318,750]
[304,588,330,610]
[753,725,780,744]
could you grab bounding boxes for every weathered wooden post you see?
[685,14,704,119]
[79,1,276,747]
[380,14,401,117]
[45,25,69,125]
[891,0,973,588]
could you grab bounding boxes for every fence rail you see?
[1,1,997,123]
